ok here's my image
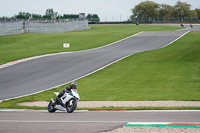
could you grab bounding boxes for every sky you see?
[0,0,200,21]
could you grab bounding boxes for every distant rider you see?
[54,81,78,105]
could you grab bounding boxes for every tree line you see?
[131,1,200,23]
[0,8,100,22]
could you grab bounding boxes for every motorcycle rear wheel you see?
[66,99,77,113]
[48,101,56,113]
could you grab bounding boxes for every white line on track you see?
[127,122,172,125]
[161,30,190,48]
[0,109,88,112]
[125,110,200,112]
[126,122,200,125]
[1,109,200,112]
[0,120,126,123]
[175,27,190,31]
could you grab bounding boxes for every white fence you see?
[0,21,24,36]
[0,20,90,36]
[25,20,90,33]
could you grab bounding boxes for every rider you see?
[54,81,78,105]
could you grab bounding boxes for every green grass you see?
[77,31,200,101]
[0,88,62,109]
[0,24,183,64]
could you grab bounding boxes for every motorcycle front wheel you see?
[48,101,56,113]
[66,99,77,113]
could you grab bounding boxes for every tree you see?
[195,8,200,20]
[44,8,58,19]
[62,14,79,19]
[131,1,159,22]
[15,12,31,19]
[92,14,100,22]
[87,14,100,22]
[159,4,173,21]
[31,14,42,19]
[4,9,100,21]
[87,14,92,20]
[130,0,198,22]
[173,1,191,21]
[189,10,197,21]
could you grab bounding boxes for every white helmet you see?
[71,81,77,89]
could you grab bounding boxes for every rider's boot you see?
[53,97,59,105]
[54,97,62,105]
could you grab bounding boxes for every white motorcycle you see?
[48,89,80,113]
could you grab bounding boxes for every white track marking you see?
[161,30,190,48]
[0,120,126,123]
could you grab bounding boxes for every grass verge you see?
[78,31,200,101]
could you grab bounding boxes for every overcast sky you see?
[0,0,199,21]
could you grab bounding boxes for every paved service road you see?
[184,24,200,31]
[0,30,188,100]
[0,110,200,133]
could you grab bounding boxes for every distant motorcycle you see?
[48,89,80,113]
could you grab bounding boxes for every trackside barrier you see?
[0,20,90,36]
[0,21,24,36]
[25,20,90,33]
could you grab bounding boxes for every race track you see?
[0,30,189,100]
[0,110,200,133]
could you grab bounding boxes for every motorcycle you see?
[48,89,80,113]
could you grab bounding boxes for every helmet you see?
[71,81,78,89]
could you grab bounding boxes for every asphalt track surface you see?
[0,30,189,100]
[0,110,200,133]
